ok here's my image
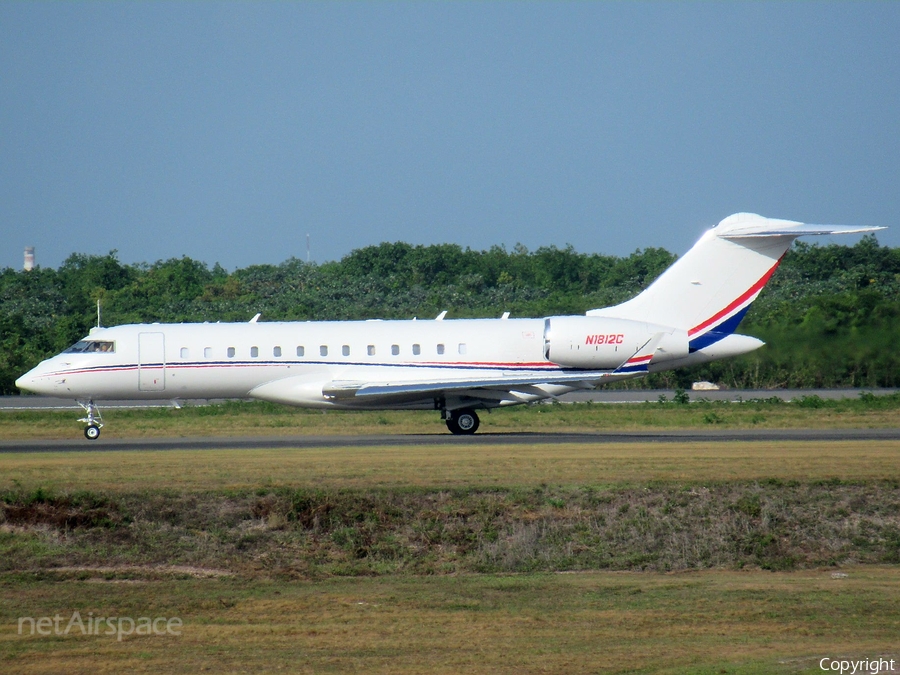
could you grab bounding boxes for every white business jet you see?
[16,214,881,439]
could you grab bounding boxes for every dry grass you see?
[1,440,898,493]
[4,480,897,577]
[2,567,898,674]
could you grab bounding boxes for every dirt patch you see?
[1,494,124,529]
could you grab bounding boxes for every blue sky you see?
[2,2,898,271]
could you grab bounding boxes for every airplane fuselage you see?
[20,316,690,409]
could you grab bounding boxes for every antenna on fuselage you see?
[97,299,101,328]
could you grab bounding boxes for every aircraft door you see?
[138,332,166,392]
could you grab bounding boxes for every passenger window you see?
[273,346,282,357]
[320,345,328,357]
[227,347,236,358]
[412,344,421,355]
[437,343,445,355]
[342,345,350,356]
[391,344,400,356]
[367,345,376,356]
[180,347,189,359]
[204,347,212,358]
[250,346,259,358]
[458,343,467,355]
[297,346,305,357]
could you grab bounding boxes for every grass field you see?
[3,567,899,674]
[1,440,899,491]
[2,401,899,673]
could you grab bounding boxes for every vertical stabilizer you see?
[587,213,882,351]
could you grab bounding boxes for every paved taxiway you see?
[2,428,900,453]
[4,389,898,453]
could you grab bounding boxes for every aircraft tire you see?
[447,409,479,435]
[84,425,101,440]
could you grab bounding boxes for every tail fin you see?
[587,213,883,350]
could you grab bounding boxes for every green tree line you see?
[2,237,899,394]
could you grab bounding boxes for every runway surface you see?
[2,428,900,453]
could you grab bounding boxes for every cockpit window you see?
[64,340,116,354]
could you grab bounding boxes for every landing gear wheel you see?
[446,409,480,435]
[77,400,104,440]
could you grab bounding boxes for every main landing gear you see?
[444,408,480,435]
[77,400,103,440]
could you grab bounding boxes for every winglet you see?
[613,332,665,375]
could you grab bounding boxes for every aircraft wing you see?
[250,334,664,408]
[323,369,628,400]
[321,332,665,402]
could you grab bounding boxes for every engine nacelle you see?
[544,316,688,369]
[248,372,334,408]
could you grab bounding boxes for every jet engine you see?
[543,316,689,369]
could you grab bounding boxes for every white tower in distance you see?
[24,247,35,271]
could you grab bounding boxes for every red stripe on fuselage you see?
[44,360,564,379]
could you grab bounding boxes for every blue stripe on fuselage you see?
[688,306,750,352]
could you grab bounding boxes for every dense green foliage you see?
[2,237,899,393]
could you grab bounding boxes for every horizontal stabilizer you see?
[716,213,884,239]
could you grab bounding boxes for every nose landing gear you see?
[77,400,104,440]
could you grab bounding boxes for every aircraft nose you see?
[15,367,54,395]
[15,371,37,393]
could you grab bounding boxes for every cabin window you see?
[412,343,421,355]
[273,346,282,357]
[320,345,328,357]
[204,347,212,359]
[458,343,467,355]
[342,345,350,356]
[227,347,236,358]
[367,345,376,356]
[296,346,305,357]
[180,347,189,359]
[250,346,259,358]
[436,343,445,355]
[391,344,400,356]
